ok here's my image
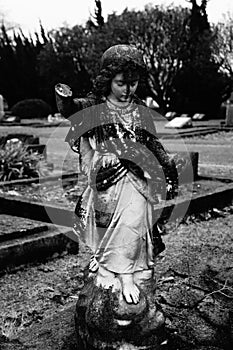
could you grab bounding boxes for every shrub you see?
[11,99,52,119]
[0,141,42,181]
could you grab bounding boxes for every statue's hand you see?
[55,83,74,118]
[55,83,72,97]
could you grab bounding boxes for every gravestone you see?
[192,113,205,120]
[165,111,177,120]
[165,116,192,129]
[225,91,233,126]
[225,103,233,126]
[0,95,4,120]
[0,214,78,272]
[225,105,233,126]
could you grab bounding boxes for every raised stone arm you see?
[55,83,82,119]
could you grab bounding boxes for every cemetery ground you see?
[0,119,232,349]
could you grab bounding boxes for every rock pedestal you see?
[75,269,165,350]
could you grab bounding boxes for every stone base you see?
[75,268,165,350]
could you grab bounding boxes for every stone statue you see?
[55,44,178,349]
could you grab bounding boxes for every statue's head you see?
[100,44,145,70]
[93,44,146,98]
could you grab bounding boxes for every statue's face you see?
[108,73,139,103]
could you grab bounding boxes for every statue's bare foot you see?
[89,256,99,272]
[119,273,140,304]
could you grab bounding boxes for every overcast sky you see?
[0,0,233,34]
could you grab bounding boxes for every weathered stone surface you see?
[75,273,165,349]
[0,220,78,271]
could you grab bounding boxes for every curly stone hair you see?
[92,45,148,98]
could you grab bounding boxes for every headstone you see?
[2,115,20,123]
[180,113,189,118]
[0,95,4,120]
[192,113,205,120]
[165,116,192,129]
[229,91,233,103]
[225,103,233,126]
[165,111,177,120]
